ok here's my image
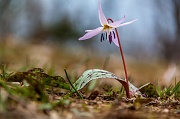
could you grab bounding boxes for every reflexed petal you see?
[98,1,108,26]
[111,30,119,47]
[112,37,119,47]
[79,27,103,40]
[109,15,126,28]
[115,19,138,28]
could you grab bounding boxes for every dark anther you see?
[100,33,104,42]
[113,31,116,39]
[102,33,105,41]
[106,32,107,39]
[109,32,112,44]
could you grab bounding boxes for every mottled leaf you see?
[7,68,70,90]
[27,68,45,73]
[139,83,159,97]
[73,69,141,96]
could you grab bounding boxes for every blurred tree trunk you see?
[25,0,44,42]
[158,0,180,63]
[172,0,180,62]
[0,0,12,40]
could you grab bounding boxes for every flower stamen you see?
[103,25,112,31]
[113,31,116,39]
[109,32,112,44]
[105,32,107,40]
[100,33,104,42]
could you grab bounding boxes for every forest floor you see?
[0,40,179,119]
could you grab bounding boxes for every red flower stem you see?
[107,18,130,98]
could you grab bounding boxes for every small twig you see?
[64,69,83,99]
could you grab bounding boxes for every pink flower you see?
[78,1,137,47]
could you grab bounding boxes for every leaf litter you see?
[0,42,180,119]
[0,66,179,119]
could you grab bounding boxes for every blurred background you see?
[0,0,180,86]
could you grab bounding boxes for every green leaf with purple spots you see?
[7,68,70,90]
[139,83,159,97]
[73,69,141,96]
